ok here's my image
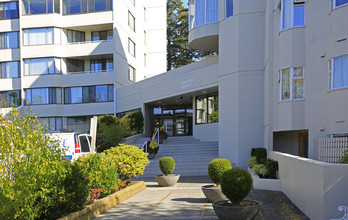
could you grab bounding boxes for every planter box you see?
[248,168,282,191]
[58,181,146,220]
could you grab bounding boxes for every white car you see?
[49,133,94,161]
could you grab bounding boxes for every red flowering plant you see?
[105,145,149,181]
[88,188,104,204]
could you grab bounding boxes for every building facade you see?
[0,0,166,131]
[117,0,348,167]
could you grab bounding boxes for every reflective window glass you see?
[30,0,47,14]
[226,0,233,18]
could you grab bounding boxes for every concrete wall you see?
[193,123,218,142]
[270,151,348,220]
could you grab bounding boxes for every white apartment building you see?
[0,0,166,131]
[117,0,348,168]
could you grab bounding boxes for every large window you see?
[332,0,348,9]
[39,117,63,132]
[0,32,19,49]
[64,84,113,104]
[226,0,233,18]
[0,2,19,19]
[63,0,112,14]
[128,65,135,82]
[280,67,304,101]
[24,57,61,75]
[90,59,113,72]
[0,90,21,107]
[189,0,218,29]
[0,61,20,78]
[128,38,135,57]
[66,29,85,43]
[128,11,135,32]
[25,88,62,105]
[23,28,54,46]
[23,0,60,15]
[281,0,305,30]
[66,59,84,73]
[196,93,218,124]
[91,30,113,41]
[329,55,348,90]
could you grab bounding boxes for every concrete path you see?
[95,176,309,220]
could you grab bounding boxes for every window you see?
[0,61,20,78]
[128,38,135,57]
[281,0,305,30]
[190,0,218,28]
[66,59,84,73]
[0,90,21,107]
[128,65,135,82]
[280,67,304,101]
[144,53,147,67]
[90,59,113,72]
[0,32,19,49]
[196,93,218,124]
[25,88,62,105]
[329,55,348,90]
[0,2,19,19]
[39,117,62,131]
[23,0,59,15]
[23,28,54,46]
[226,0,233,18]
[24,58,61,75]
[64,84,113,104]
[91,30,113,41]
[63,0,112,14]
[128,11,135,32]
[332,0,348,9]
[67,29,85,43]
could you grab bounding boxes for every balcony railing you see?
[66,39,113,45]
[315,137,348,163]
[189,0,218,30]
[64,69,114,75]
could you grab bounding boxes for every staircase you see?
[137,136,219,177]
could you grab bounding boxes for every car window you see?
[79,135,90,153]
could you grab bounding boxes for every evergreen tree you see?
[167,0,215,71]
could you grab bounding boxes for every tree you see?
[167,0,215,71]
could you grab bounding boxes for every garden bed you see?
[58,181,146,220]
[248,168,281,191]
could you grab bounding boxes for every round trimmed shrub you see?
[265,159,278,179]
[159,157,175,175]
[252,164,268,178]
[248,156,257,169]
[208,158,232,186]
[121,111,144,134]
[221,168,253,205]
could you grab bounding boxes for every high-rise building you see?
[0,0,166,131]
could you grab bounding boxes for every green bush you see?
[208,158,232,186]
[39,161,90,219]
[105,145,150,181]
[221,168,253,205]
[265,159,278,179]
[248,156,257,169]
[159,157,176,175]
[0,109,71,219]
[75,153,119,195]
[97,114,129,152]
[254,148,267,164]
[251,148,256,157]
[252,164,268,178]
[339,150,348,164]
[121,111,144,134]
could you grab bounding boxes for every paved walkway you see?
[95,176,309,220]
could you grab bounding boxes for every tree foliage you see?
[167,0,215,71]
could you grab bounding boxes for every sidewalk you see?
[95,176,309,220]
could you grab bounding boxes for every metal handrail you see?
[140,141,148,153]
[152,128,160,144]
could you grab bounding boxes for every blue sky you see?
[182,0,188,8]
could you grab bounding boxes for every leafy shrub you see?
[97,114,129,152]
[145,140,159,154]
[339,150,348,164]
[251,148,256,157]
[159,157,176,175]
[75,153,119,195]
[254,148,267,164]
[208,158,232,186]
[121,111,144,134]
[252,164,268,178]
[265,159,278,179]
[105,145,149,181]
[0,109,68,219]
[221,168,253,205]
[248,156,257,169]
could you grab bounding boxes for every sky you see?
[182,0,188,8]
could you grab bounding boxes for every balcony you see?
[62,40,114,57]
[188,0,219,51]
[61,11,113,28]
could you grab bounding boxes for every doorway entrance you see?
[152,107,193,136]
[299,132,308,158]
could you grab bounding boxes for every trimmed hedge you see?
[121,111,144,134]
[159,157,176,175]
[208,158,232,186]
[252,164,268,178]
[254,148,267,164]
[221,169,253,205]
[265,159,278,179]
